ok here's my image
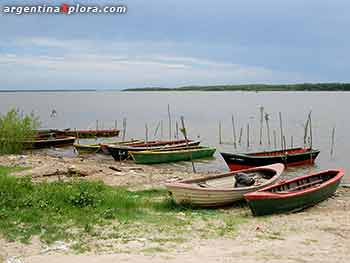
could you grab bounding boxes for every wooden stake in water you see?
[231,114,237,148]
[247,123,250,149]
[122,118,127,142]
[114,120,118,129]
[259,106,264,145]
[330,127,336,158]
[279,112,284,151]
[176,121,179,139]
[273,130,277,149]
[153,121,161,139]
[309,112,313,149]
[180,116,196,173]
[238,127,243,145]
[145,123,148,144]
[160,120,164,139]
[219,121,222,144]
[304,111,311,146]
[290,135,294,148]
[96,120,99,131]
[168,104,172,140]
[265,113,271,146]
[75,128,80,144]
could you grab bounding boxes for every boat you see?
[244,168,344,216]
[75,140,144,154]
[165,163,284,207]
[107,139,201,161]
[130,146,216,164]
[100,140,144,154]
[42,129,120,138]
[24,136,76,149]
[221,148,320,171]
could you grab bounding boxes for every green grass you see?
[0,166,248,251]
[0,109,40,154]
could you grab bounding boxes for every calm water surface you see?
[0,91,348,183]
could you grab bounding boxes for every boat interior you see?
[269,171,338,194]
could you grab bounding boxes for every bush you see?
[0,109,40,154]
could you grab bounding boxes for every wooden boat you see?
[107,139,201,161]
[244,169,344,216]
[165,163,284,207]
[75,140,144,154]
[24,136,76,149]
[221,148,320,171]
[47,129,120,138]
[130,146,216,164]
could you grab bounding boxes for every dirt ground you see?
[0,152,349,263]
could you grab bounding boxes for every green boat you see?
[244,168,344,216]
[130,146,216,164]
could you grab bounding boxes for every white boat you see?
[165,163,284,207]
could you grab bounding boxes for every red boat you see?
[221,148,320,171]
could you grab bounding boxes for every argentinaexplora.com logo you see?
[1,3,127,15]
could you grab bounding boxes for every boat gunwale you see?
[107,140,201,151]
[165,163,285,193]
[244,168,344,200]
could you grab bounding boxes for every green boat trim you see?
[130,146,216,164]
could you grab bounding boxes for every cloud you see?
[0,37,313,89]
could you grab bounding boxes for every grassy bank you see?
[0,166,248,252]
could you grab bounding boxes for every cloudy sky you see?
[1,0,349,90]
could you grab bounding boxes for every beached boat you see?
[100,139,144,154]
[165,163,284,207]
[130,146,216,164]
[47,129,120,138]
[221,148,320,171]
[107,139,201,161]
[75,140,144,154]
[244,169,344,216]
[24,136,76,149]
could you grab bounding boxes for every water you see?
[0,91,348,183]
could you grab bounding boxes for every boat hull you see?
[107,140,201,161]
[25,136,76,149]
[130,147,216,164]
[221,148,320,171]
[165,163,284,207]
[244,169,344,216]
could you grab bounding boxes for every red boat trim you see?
[244,169,344,200]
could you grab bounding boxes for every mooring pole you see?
[180,116,196,173]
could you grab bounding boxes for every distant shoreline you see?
[2,83,350,92]
[123,83,350,92]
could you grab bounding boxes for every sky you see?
[1,0,350,90]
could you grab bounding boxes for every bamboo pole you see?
[75,128,80,144]
[145,123,148,144]
[153,121,161,139]
[160,120,164,139]
[231,114,237,149]
[168,104,172,140]
[330,127,335,158]
[265,113,271,146]
[238,127,243,145]
[247,123,250,149]
[180,116,196,173]
[309,112,313,149]
[259,106,264,145]
[219,121,222,144]
[122,118,127,142]
[96,120,99,131]
[273,130,277,149]
[176,121,179,139]
[279,112,284,151]
[114,120,118,129]
[291,135,294,148]
[304,111,311,146]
